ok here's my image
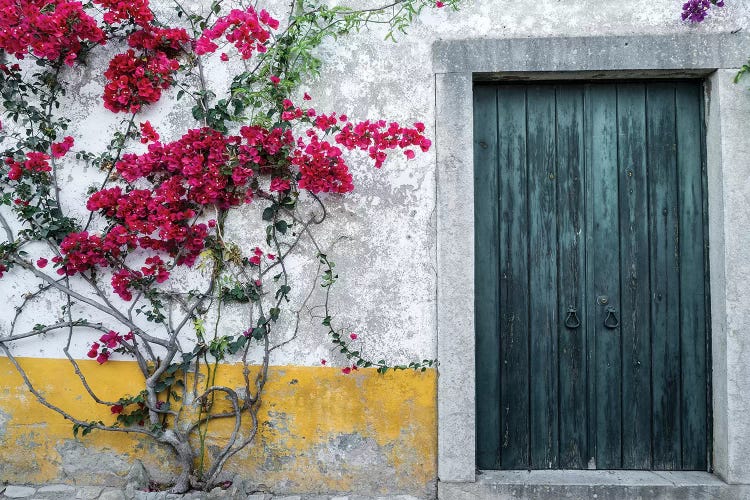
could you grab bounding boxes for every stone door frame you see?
[434,32,750,484]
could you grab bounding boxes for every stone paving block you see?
[178,494,206,500]
[76,487,104,500]
[4,486,37,498]
[245,495,267,500]
[134,492,168,500]
[37,485,76,494]
[99,490,127,500]
[375,497,422,500]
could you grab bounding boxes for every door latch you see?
[604,306,620,329]
[564,306,581,329]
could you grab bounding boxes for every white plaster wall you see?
[1,0,748,367]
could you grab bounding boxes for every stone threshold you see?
[438,470,750,499]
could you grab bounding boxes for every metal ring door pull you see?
[604,306,619,329]
[564,306,581,329]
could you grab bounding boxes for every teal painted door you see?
[474,82,710,470]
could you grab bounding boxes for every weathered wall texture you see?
[1,0,749,496]
[0,359,436,496]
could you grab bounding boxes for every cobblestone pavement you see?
[0,485,426,500]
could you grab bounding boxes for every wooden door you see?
[474,81,710,470]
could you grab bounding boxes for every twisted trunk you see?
[159,429,195,494]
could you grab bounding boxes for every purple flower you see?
[681,0,724,23]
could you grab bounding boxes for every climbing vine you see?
[0,0,454,492]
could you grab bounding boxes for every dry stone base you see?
[0,485,425,500]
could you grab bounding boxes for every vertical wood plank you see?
[585,84,622,469]
[527,85,559,468]
[675,82,708,470]
[617,83,653,469]
[556,84,588,469]
[497,85,531,468]
[474,86,502,469]
[647,83,682,470]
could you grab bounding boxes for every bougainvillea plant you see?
[0,0,458,492]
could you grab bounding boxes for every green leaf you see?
[275,220,288,234]
[192,105,205,121]
[262,206,276,221]
[252,326,266,340]
[269,307,280,321]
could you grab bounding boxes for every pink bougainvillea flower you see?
[341,367,351,374]
[7,163,22,181]
[51,136,74,158]
[139,121,159,143]
[94,0,153,26]
[303,92,312,101]
[0,0,105,64]
[128,27,189,54]
[349,333,357,340]
[194,6,277,59]
[99,330,122,348]
[220,52,229,62]
[110,404,124,414]
[103,50,180,113]
[96,351,110,364]
[269,177,291,192]
[270,75,281,85]
[321,359,327,365]
[333,119,433,169]
[292,131,354,194]
[36,258,48,268]
[86,341,100,359]
[436,1,445,7]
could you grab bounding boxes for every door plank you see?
[497,85,531,468]
[675,82,708,470]
[617,83,653,469]
[474,86,502,469]
[585,84,623,469]
[647,83,682,470]
[527,86,559,468]
[556,85,588,469]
